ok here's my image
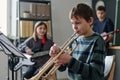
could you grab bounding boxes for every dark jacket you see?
[18,36,54,68]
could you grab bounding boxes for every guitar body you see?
[14,54,35,71]
[14,51,50,71]
[101,32,108,41]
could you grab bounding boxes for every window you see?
[0,0,7,35]
[0,0,11,36]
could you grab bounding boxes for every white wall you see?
[0,0,7,35]
[51,0,92,46]
[51,0,92,79]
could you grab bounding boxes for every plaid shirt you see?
[59,33,106,80]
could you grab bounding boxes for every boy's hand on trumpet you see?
[49,44,60,57]
[49,44,72,66]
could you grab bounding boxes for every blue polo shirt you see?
[93,17,114,34]
[93,17,114,49]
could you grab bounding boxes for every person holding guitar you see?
[18,21,54,80]
[93,6,114,51]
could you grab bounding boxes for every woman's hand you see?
[49,44,60,57]
[26,48,32,55]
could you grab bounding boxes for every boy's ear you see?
[89,17,94,25]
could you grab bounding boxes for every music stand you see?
[0,32,26,80]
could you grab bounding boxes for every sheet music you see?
[0,43,11,55]
[0,32,26,58]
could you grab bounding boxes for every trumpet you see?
[27,32,78,80]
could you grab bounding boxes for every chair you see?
[104,55,115,80]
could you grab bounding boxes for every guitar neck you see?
[102,31,115,37]
[31,50,49,59]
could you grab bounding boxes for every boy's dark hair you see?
[69,3,93,22]
[97,6,106,11]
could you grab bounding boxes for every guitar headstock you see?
[115,29,120,33]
